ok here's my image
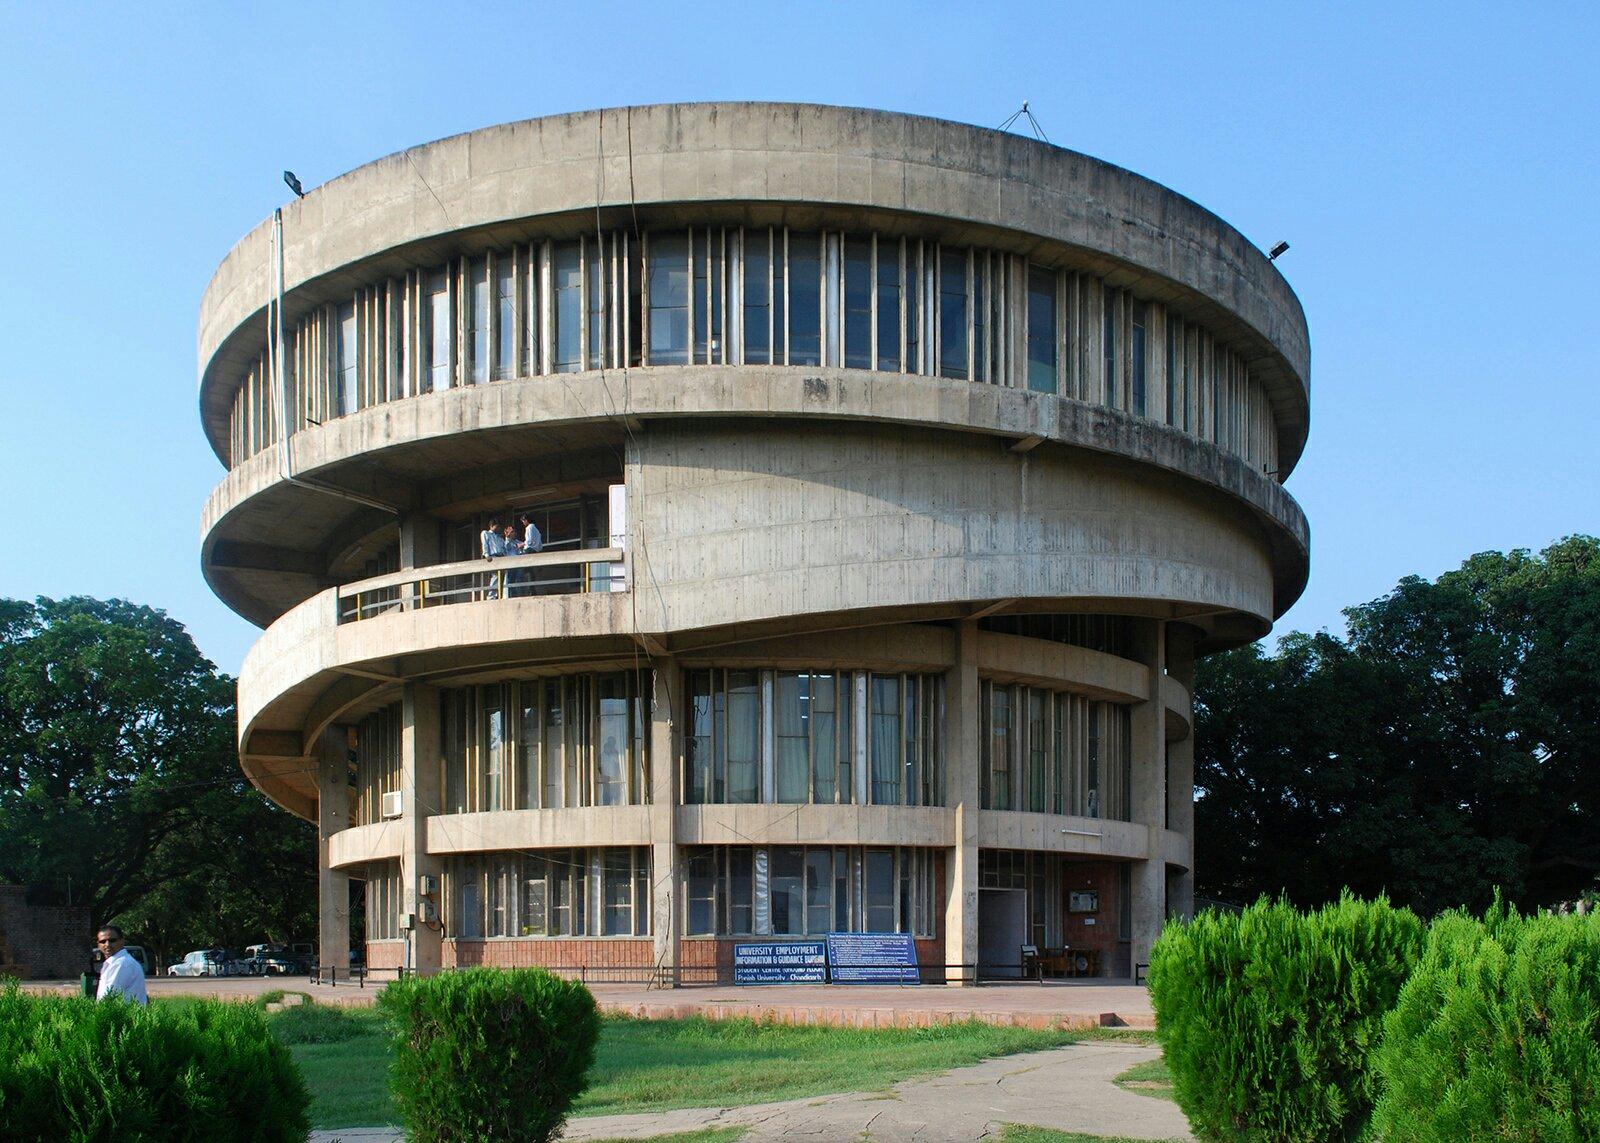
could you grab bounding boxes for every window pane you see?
[770,847,805,935]
[864,849,895,932]
[729,847,754,934]
[812,672,837,804]
[844,237,871,369]
[870,675,901,805]
[336,302,357,415]
[786,233,821,366]
[726,670,760,803]
[743,232,770,364]
[776,672,808,803]
[426,271,451,392]
[1103,288,1119,408]
[875,240,901,371]
[496,256,516,379]
[686,670,713,805]
[805,848,834,935]
[648,232,689,365]
[554,242,582,372]
[603,849,632,936]
[597,674,628,807]
[939,248,968,380]
[1027,267,1057,393]
[469,258,489,384]
[484,686,504,812]
[1131,302,1147,416]
[587,239,606,369]
[543,681,565,808]
[685,850,715,935]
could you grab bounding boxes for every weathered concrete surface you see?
[306,1040,1193,1142]
[200,102,1308,468]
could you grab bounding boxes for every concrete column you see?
[1128,619,1167,975]
[398,512,441,568]
[402,683,443,974]
[649,658,681,984]
[315,726,351,981]
[1165,627,1198,922]
[943,620,981,984]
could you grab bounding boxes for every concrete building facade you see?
[198,103,1309,982]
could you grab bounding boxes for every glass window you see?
[1131,301,1147,416]
[543,679,566,808]
[495,255,516,380]
[587,238,606,370]
[805,848,835,935]
[1086,703,1101,819]
[520,855,548,935]
[864,849,895,932]
[1027,267,1057,393]
[648,232,689,366]
[553,241,582,372]
[743,230,771,364]
[425,271,451,392]
[596,675,628,807]
[984,683,1013,810]
[484,685,504,812]
[602,849,633,936]
[686,670,714,805]
[1026,690,1047,812]
[787,232,821,366]
[938,248,968,380]
[875,239,901,371]
[336,302,357,415]
[685,850,716,935]
[770,846,805,936]
[468,258,490,384]
[726,670,760,803]
[776,671,808,803]
[728,847,754,935]
[1103,286,1119,409]
[844,237,871,369]
[813,671,841,805]
[869,675,902,805]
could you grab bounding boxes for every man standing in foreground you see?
[95,925,148,1005]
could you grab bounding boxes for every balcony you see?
[336,548,626,624]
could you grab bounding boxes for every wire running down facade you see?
[197,103,1311,983]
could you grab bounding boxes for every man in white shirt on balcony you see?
[95,925,148,1005]
[480,517,507,599]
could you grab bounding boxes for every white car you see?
[167,949,231,977]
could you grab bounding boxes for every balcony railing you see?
[335,548,626,624]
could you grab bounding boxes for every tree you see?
[1195,536,1600,915]
[0,596,314,955]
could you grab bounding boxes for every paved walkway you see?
[310,1040,1192,1142]
[24,977,1154,1031]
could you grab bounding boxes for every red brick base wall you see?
[1060,860,1128,977]
[443,938,654,970]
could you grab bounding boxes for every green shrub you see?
[0,983,309,1142]
[1147,892,1423,1142]
[1373,903,1600,1141]
[379,967,601,1142]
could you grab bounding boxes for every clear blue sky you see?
[1,4,1594,676]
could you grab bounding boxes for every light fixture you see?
[284,170,306,198]
[1268,240,1290,261]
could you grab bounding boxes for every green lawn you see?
[1001,1127,1178,1143]
[1112,1055,1175,1102]
[267,1001,1110,1131]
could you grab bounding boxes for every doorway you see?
[978,887,1028,979]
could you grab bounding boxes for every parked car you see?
[244,943,309,975]
[167,948,234,977]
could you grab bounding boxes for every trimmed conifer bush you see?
[378,967,601,1143]
[1372,903,1600,1141]
[1147,892,1423,1142]
[0,983,310,1142]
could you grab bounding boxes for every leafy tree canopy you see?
[0,596,314,959]
[1196,535,1600,915]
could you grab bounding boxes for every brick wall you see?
[442,938,654,971]
[0,885,92,980]
[1059,860,1129,977]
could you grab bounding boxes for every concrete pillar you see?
[649,658,681,984]
[1165,627,1198,922]
[1128,619,1167,975]
[398,511,441,569]
[402,683,443,974]
[315,726,352,981]
[943,620,981,984]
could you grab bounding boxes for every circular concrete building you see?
[199,102,1309,982]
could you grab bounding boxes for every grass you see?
[268,1003,1108,1130]
[1112,1055,1174,1102]
[589,1131,745,1143]
[1001,1128,1179,1143]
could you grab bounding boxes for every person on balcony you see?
[512,514,543,598]
[481,517,507,599]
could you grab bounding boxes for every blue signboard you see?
[732,941,827,984]
[826,932,921,985]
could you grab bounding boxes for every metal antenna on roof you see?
[997,101,1050,144]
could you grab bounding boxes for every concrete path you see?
[309,1040,1193,1142]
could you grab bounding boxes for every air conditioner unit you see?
[381,791,404,819]
[418,874,439,897]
